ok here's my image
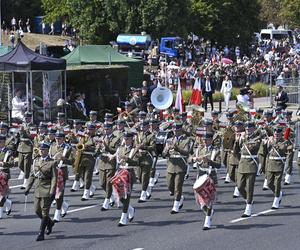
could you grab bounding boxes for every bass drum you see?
[155,130,174,156]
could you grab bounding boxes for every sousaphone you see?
[151,87,173,110]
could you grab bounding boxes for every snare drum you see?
[110,169,132,200]
[193,174,216,208]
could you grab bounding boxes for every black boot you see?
[46,217,54,235]
[36,217,48,241]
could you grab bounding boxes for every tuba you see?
[151,87,173,110]
[73,135,88,175]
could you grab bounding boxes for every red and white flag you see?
[190,77,202,105]
[175,82,184,113]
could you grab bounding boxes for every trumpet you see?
[74,135,88,175]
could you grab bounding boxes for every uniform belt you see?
[198,166,216,172]
[269,157,286,160]
[169,155,182,158]
[82,152,95,156]
[241,155,258,159]
[20,138,31,142]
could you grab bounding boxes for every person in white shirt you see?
[220,75,233,111]
[236,89,250,108]
[11,89,26,122]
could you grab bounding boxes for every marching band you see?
[0,94,300,241]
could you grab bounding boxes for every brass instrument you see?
[73,135,88,175]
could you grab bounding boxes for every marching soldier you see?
[147,119,160,196]
[54,112,68,131]
[130,88,142,110]
[113,131,138,226]
[228,120,244,198]
[0,122,18,153]
[18,111,34,189]
[181,112,193,137]
[0,135,14,219]
[33,122,48,158]
[283,110,295,185]
[24,142,57,241]
[136,120,156,202]
[49,132,73,222]
[162,122,192,214]
[146,103,159,120]
[114,119,127,144]
[193,132,221,230]
[77,123,97,201]
[97,123,120,211]
[211,110,221,131]
[236,121,262,217]
[261,127,288,209]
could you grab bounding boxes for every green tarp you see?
[0,46,12,57]
[63,45,143,88]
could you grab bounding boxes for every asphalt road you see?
[1,158,300,250]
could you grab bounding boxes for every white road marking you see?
[132,248,144,250]
[67,204,100,214]
[230,209,275,223]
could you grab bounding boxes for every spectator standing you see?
[11,17,16,31]
[220,75,233,110]
[201,75,215,111]
[26,19,31,33]
[49,23,54,35]
[42,22,46,34]
[274,85,288,110]
[9,31,15,48]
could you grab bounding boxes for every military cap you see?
[103,123,113,129]
[124,101,133,107]
[181,112,187,117]
[24,111,32,117]
[104,113,113,119]
[73,119,82,125]
[57,112,65,118]
[116,119,126,125]
[234,120,244,126]
[138,111,147,117]
[124,131,134,138]
[89,110,98,116]
[273,126,283,133]
[211,110,219,116]
[0,122,9,129]
[203,119,213,126]
[172,122,183,130]
[0,135,6,141]
[55,131,65,138]
[48,128,57,134]
[39,122,48,129]
[245,121,255,128]
[86,123,96,129]
[141,120,150,127]
[39,142,50,149]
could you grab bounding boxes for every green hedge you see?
[180,82,272,104]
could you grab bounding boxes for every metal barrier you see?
[276,78,300,106]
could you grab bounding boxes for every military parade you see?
[1,83,300,244]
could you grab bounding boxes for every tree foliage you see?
[279,0,300,29]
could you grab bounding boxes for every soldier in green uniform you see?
[236,121,262,217]
[228,120,244,198]
[49,132,73,222]
[114,132,139,226]
[18,111,34,189]
[211,110,221,131]
[181,112,193,137]
[54,112,68,131]
[78,123,97,201]
[146,102,159,120]
[162,122,192,214]
[33,122,48,158]
[262,127,288,209]
[146,119,160,197]
[0,122,18,153]
[24,142,57,241]
[113,119,127,144]
[0,135,14,219]
[97,123,120,211]
[283,110,295,185]
[193,132,221,230]
[136,120,156,202]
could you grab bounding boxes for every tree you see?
[280,0,300,28]
[259,0,283,27]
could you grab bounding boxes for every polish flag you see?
[175,82,184,113]
[190,77,202,105]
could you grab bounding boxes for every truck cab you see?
[159,37,183,58]
[260,28,294,44]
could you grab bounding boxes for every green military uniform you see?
[284,120,296,184]
[162,130,191,211]
[136,128,156,201]
[236,127,262,208]
[98,131,120,201]
[17,123,34,181]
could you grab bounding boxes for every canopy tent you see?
[0,41,67,123]
[63,45,143,88]
[0,46,12,57]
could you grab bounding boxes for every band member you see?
[228,120,244,198]
[24,142,57,241]
[258,109,274,190]
[50,132,73,222]
[262,127,288,209]
[236,121,262,217]
[211,110,220,131]
[181,112,193,137]
[0,135,14,219]
[98,123,120,211]
[0,122,18,152]
[113,132,138,226]
[283,110,295,185]
[146,103,159,120]
[33,122,48,158]
[54,112,68,131]
[147,119,160,196]
[77,123,97,201]
[136,120,155,202]
[193,132,221,230]
[18,111,34,189]
[162,122,192,214]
